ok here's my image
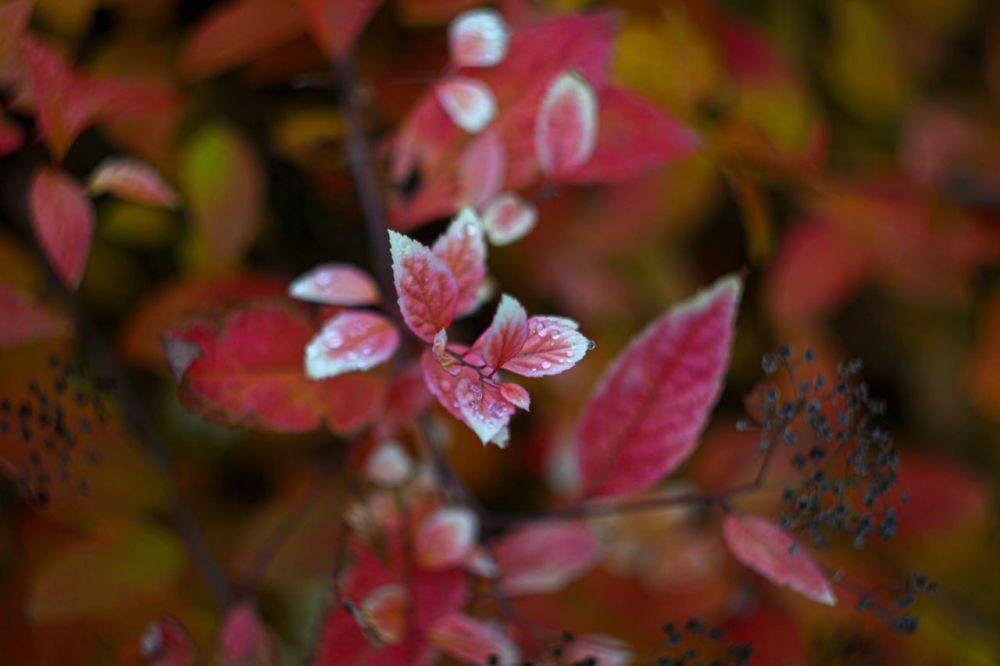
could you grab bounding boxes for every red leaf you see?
[456,372,516,445]
[300,0,382,61]
[289,263,381,306]
[435,76,497,133]
[498,382,529,411]
[482,192,536,246]
[358,584,408,645]
[501,315,590,378]
[390,230,458,341]
[391,13,615,227]
[722,513,836,606]
[565,86,701,184]
[180,0,305,80]
[0,113,24,156]
[481,294,529,371]
[457,128,506,207]
[493,522,601,595]
[365,441,414,487]
[415,506,478,570]
[448,8,510,67]
[421,347,467,423]
[137,616,197,666]
[429,613,520,665]
[431,209,487,316]
[166,303,386,433]
[575,276,741,497]
[87,157,179,208]
[305,311,400,379]
[218,602,278,665]
[0,281,70,348]
[535,71,598,178]
[29,167,94,288]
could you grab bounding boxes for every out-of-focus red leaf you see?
[435,76,497,134]
[29,166,94,288]
[299,0,382,61]
[165,303,386,433]
[179,124,264,272]
[87,157,179,209]
[390,230,459,342]
[563,85,699,184]
[493,521,601,596]
[305,310,400,379]
[390,13,615,227]
[289,263,381,306]
[218,602,279,666]
[535,71,598,178]
[133,616,197,666]
[0,113,24,156]
[415,506,478,570]
[119,273,287,372]
[431,209,487,316]
[722,513,836,606]
[889,452,990,538]
[481,294,529,372]
[428,613,520,665]
[180,0,305,80]
[0,281,70,348]
[457,128,506,207]
[481,192,536,246]
[448,8,509,68]
[0,0,33,87]
[764,218,870,327]
[576,276,741,498]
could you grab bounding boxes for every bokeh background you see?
[0,0,998,663]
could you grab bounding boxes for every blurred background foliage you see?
[0,0,998,663]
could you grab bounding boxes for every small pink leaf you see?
[416,507,478,571]
[435,76,497,134]
[535,71,598,178]
[499,382,530,411]
[456,374,516,445]
[493,522,601,596]
[0,281,70,349]
[87,157,180,208]
[482,192,537,246]
[576,275,742,497]
[482,294,529,371]
[289,263,381,306]
[421,347,467,422]
[365,441,413,487]
[429,613,520,665]
[29,167,94,289]
[502,316,591,378]
[305,311,399,379]
[300,0,382,61]
[431,208,487,316]
[722,514,836,606]
[390,230,459,342]
[458,129,506,207]
[448,8,510,68]
[219,601,278,665]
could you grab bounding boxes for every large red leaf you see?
[722,514,836,606]
[390,230,458,342]
[180,0,305,80]
[299,0,382,61]
[492,522,601,596]
[166,303,386,434]
[29,167,94,289]
[390,13,615,227]
[564,86,701,184]
[0,281,70,348]
[575,275,741,498]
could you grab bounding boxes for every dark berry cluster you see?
[656,617,751,666]
[856,570,937,634]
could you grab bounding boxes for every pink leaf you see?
[365,441,413,487]
[435,76,497,133]
[482,192,537,246]
[87,157,179,208]
[448,8,510,68]
[390,230,459,342]
[535,71,598,178]
[722,514,836,606]
[29,167,94,289]
[180,0,305,80]
[456,374,516,445]
[565,86,701,184]
[498,382,530,411]
[458,129,506,207]
[300,0,382,61]
[429,613,520,665]
[219,601,278,665]
[416,506,478,571]
[502,316,591,378]
[289,263,381,306]
[431,208,487,316]
[421,347,467,422]
[0,281,70,349]
[482,294,529,371]
[493,522,601,596]
[576,275,742,497]
[305,311,400,379]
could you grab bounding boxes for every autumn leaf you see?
[289,263,381,306]
[575,275,742,497]
[87,157,180,209]
[305,310,400,379]
[535,71,598,178]
[390,230,459,342]
[299,0,382,61]
[492,521,601,596]
[431,208,487,316]
[429,613,520,665]
[29,166,94,288]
